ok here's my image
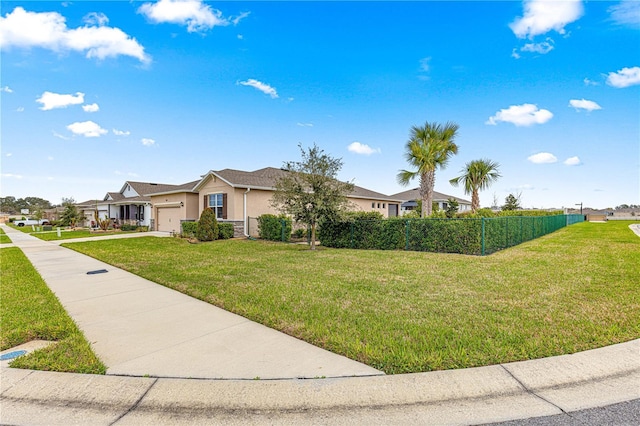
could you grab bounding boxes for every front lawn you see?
[0,227,10,244]
[0,247,106,373]
[65,221,640,374]
[34,229,137,241]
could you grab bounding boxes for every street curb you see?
[2,339,639,425]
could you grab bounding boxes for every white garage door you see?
[157,207,182,233]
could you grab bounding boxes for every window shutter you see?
[222,193,228,219]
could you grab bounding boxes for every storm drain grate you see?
[87,269,108,275]
[1,350,27,361]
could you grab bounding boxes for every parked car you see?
[14,218,50,227]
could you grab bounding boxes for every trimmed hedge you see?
[218,223,234,240]
[183,221,234,240]
[319,214,584,255]
[181,221,198,238]
[257,214,292,242]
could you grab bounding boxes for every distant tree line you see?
[0,196,54,214]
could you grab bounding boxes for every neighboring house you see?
[78,181,197,228]
[390,188,472,215]
[150,167,403,236]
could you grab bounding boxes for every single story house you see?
[149,167,403,236]
[77,181,198,228]
[390,188,472,215]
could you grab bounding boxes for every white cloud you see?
[348,142,381,155]
[113,129,130,136]
[606,66,640,88]
[510,0,583,39]
[569,99,601,112]
[47,156,54,161]
[231,11,250,26]
[52,130,71,140]
[564,156,581,166]
[5,153,12,157]
[238,79,278,98]
[296,122,313,127]
[237,34,243,40]
[1,85,12,93]
[528,152,557,164]
[82,103,99,112]
[419,57,431,72]
[138,0,228,33]
[141,138,155,146]
[486,103,553,126]
[2,173,23,179]
[520,39,554,54]
[0,7,150,63]
[83,12,109,26]
[16,107,24,112]
[67,121,107,137]
[583,78,598,86]
[37,91,84,110]
[608,0,640,27]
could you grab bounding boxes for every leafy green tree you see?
[271,143,354,250]
[502,193,521,211]
[445,198,459,218]
[196,207,219,241]
[449,158,501,213]
[60,198,82,227]
[397,121,459,217]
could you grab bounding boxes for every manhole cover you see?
[0,350,27,361]
[87,269,108,275]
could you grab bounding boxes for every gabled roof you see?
[144,180,200,196]
[390,188,471,205]
[195,167,402,202]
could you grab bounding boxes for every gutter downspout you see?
[243,188,251,237]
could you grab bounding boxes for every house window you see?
[377,203,381,208]
[383,203,386,208]
[372,203,375,208]
[208,193,224,219]
[139,205,144,220]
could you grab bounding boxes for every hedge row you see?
[319,214,584,255]
[257,214,292,242]
[180,221,234,240]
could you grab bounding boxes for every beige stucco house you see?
[149,167,402,236]
[390,188,472,215]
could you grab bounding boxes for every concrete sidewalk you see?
[1,225,381,379]
[1,224,639,424]
[2,340,638,425]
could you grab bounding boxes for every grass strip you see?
[34,229,136,241]
[65,221,640,374]
[0,227,10,244]
[0,247,106,373]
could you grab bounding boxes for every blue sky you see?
[1,0,639,209]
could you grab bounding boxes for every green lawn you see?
[0,227,10,244]
[66,221,639,374]
[0,247,106,373]
[5,224,138,241]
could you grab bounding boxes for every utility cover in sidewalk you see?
[87,269,108,275]
[0,350,27,361]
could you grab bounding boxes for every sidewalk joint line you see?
[500,364,567,414]
[109,377,158,425]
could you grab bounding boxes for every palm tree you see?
[449,159,501,213]
[397,121,459,217]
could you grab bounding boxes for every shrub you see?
[196,208,218,242]
[181,221,198,238]
[292,228,306,239]
[121,224,138,231]
[218,223,234,239]
[258,214,292,242]
[136,226,149,232]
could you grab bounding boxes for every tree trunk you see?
[472,190,480,213]
[420,171,435,217]
[310,222,317,250]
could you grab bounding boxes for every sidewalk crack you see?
[109,377,158,425]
